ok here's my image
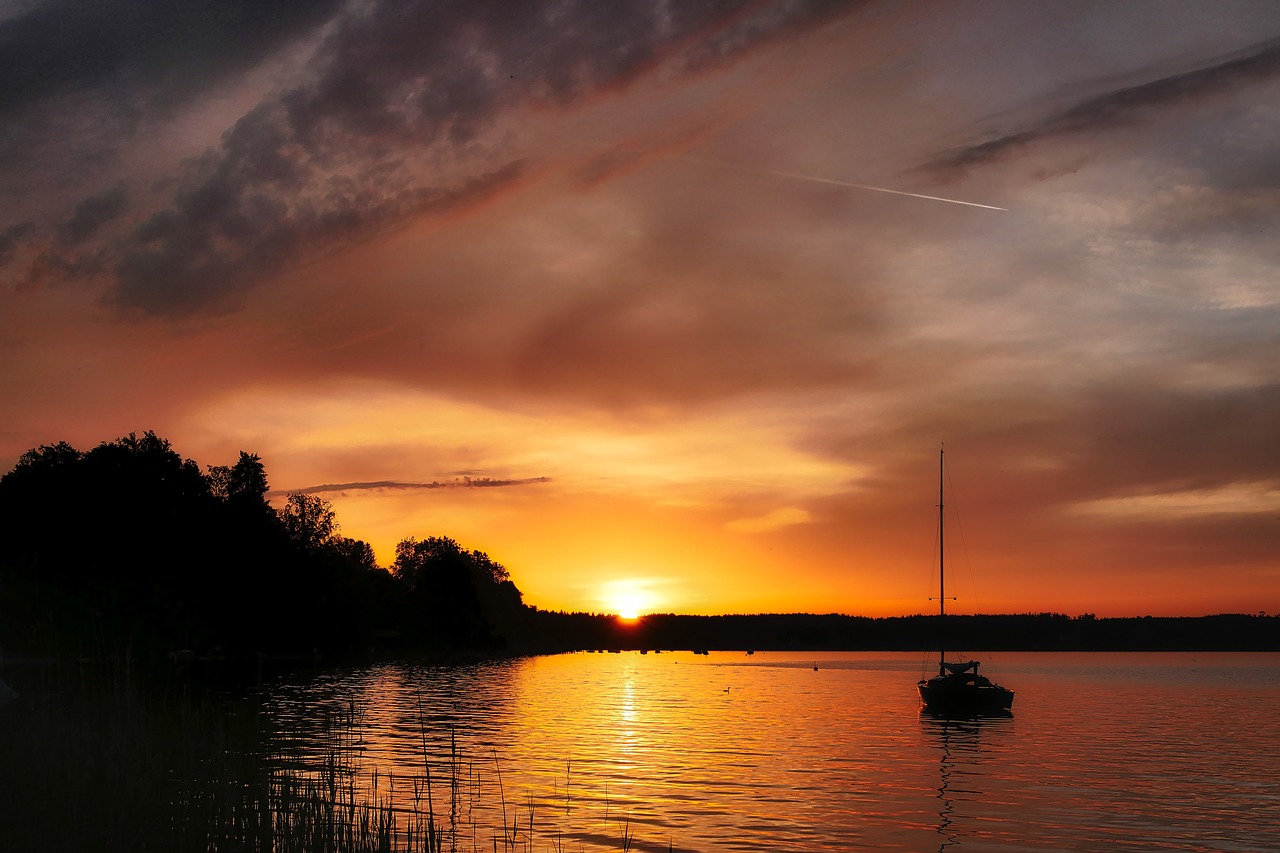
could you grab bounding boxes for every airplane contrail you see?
[677,154,1007,211]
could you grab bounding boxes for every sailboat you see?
[917,447,1014,714]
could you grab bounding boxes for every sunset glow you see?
[602,579,663,620]
[3,1,1279,617]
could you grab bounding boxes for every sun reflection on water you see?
[263,652,1280,852]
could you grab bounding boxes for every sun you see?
[613,593,643,621]
[603,579,658,620]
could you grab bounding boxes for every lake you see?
[265,651,1280,852]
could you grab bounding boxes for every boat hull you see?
[917,676,1014,713]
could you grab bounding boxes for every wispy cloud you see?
[277,476,551,497]
[1067,481,1280,520]
[725,507,814,534]
[925,36,1280,176]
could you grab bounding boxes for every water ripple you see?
[265,651,1280,852]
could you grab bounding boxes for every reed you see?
[0,660,661,853]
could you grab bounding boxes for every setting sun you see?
[602,579,660,620]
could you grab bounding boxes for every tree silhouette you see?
[391,536,526,648]
[228,452,268,504]
[0,432,221,652]
[278,493,338,551]
[0,431,545,661]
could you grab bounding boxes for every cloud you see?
[279,476,552,497]
[0,222,32,265]
[110,158,526,314]
[725,506,813,533]
[925,36,1280,176]
[679,0,863,73]
[1071,382,1271,503]
[1065,382,1280,499]
[1067,481,1280,521]
[3,0,868,317]
[59,188,128,245]
[0,0,345,119]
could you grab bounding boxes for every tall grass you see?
[0,658,439,853]
[0,660,658,853]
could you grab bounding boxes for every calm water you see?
[266,651,1280,852]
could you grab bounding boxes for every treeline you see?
[2,432,1275,667]
[530,612,1280,653]
[0,432,528,664]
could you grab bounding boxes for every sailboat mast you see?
[938,445,946,670]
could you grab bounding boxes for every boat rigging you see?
[917,446,1014,714]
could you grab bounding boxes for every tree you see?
[329,536,378,571]
[225,452,269,503]
[391,536,526,648]
[205,464,232,500]
[12,441,81,472]
[392,536,485,646]
[1,441,85,572]
[0,431,224,653]
[1,430,537,660]
[278,492,338,551]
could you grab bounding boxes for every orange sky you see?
[2,1,1279,617]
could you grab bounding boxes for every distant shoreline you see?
[3,614,1274,676]
[507,611,1280,655]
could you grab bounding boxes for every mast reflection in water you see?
[922,711,1013,852]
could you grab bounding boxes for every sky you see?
[2,0,1279,618]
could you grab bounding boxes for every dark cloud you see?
[0,0,346,119]
[680,0,862,72]
[28,0,863,315]
[1070,381,1280,497]
[801,356,1280,529]
[0,222,33,265]
[963,380,1279,514]
[111,159,525,315]
[282,476,552,497]
[925,36,1280,176]
[60,187,127,245]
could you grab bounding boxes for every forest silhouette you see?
[1,432,1274,672]
[0,431,530,665]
